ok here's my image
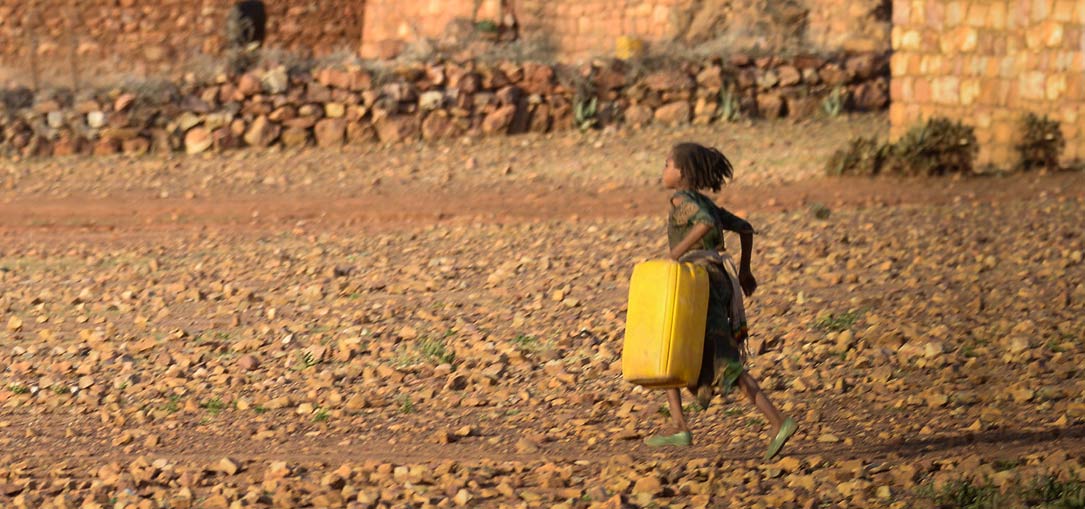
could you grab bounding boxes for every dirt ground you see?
[1,114,1085,508]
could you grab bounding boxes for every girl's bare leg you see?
[646,388,694,446]
[738,372,784,432]
[666,388,690,433]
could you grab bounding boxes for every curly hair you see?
[671,142,734,192]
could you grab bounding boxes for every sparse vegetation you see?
[887,117,979,176]
[828,118,979,177]
[291,350,319,371]
[822,86,846,118]
[815,309,864,332]
[919,478,1002,509]
[511,334,541,352]
[162,395,182,414]
[810,203,832,220]
[397,394,416,414]
[8,383,29,394]
[574,96,599,132]
[418,336,455,365]
[1016,113,1065,172]
[474,20,499,34]
[718,86,741,122]
[824,136,888,176]
[918,474,1085,509]
[201,397,227,415]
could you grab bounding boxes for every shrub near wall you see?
[0,53,889,159]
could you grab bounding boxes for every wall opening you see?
[226,1,268,50]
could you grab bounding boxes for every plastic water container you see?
[621,259,709,388]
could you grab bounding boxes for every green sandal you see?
[645,431,692,447]
[764,417,797,461]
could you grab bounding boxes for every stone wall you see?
[889,0,1085,166]
[0,53,887,158]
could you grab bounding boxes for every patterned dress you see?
[667,190,754,400]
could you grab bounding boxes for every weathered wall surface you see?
[0,1,364,82]
[889,0,1085,166]
[0,0,889,83]
[361,0,891,60]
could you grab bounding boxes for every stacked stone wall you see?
[0,53,887,158]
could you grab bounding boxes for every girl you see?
[645,142,797,461]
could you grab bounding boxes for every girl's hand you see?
[739,269,757,297]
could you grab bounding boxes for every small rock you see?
[419,91,445,111]
[515,438,539,453]
[281,127,310,148]
[643,69,694,92]
[237,355,260,371]
[375,116,420,144]
[632,475,662,495]
[624,104,653,127]
[452,489,472,506]
[214,457,241,475]
[261,66,289,94]
[46,111,65,129]
[6,316,22,332]
[654,102,690,126]
[314,118,347,148]
[777,65,802,86]
[923,341,945,358]
[184,128,213,154]
[757,93,785,119]
[244,116,281,147]
[434,430,456,444]
[236,73,262,97]
[1006,336,1030,354]
[482,105,518,135]
[115,93,136,112]
[324,102,346,118]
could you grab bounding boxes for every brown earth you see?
[1,114,1085,508]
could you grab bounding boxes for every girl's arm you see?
[738,232,757,296]
[669,223,711,261]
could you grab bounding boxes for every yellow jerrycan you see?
[621,259,710,388]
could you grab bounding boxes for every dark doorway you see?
[226,1,267,49]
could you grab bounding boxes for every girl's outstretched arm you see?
[738,232,757,296]
[669,223,712,261]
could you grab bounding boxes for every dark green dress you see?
[667,190,753,400]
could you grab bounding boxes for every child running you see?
[645,142,797,461]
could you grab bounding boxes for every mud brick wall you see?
[889,0,1085,166]
[0,1,364,79]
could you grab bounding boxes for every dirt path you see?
[3,172,1082,235]
[2,118,1085,507]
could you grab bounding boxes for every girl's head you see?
[663,142,734,192]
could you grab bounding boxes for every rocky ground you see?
[1,114,1084,508]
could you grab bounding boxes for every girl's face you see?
[662,157,684,189]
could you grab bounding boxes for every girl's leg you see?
[645,388,692,447]
[666,388,690,433]
[738,372,783,431]
[738,372,797,460]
